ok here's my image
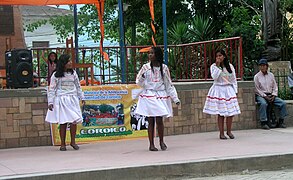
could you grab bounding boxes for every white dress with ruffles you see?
[135,63,180,118]
[203,63,241,117]
[45,71,84,124]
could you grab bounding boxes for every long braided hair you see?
[150,47,164,78]
[216,49,232,73]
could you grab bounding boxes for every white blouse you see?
[47,71,84,105]
[136,62,180,103]
[210,63,238,93]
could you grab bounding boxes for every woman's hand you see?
[82,100,86,105]
[216,58,221,67]
[48,104,53,111]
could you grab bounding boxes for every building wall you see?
[0,6,26,68]
[20,5,71,48]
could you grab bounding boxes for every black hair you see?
[54,54,73,77]
[48,52,57,65]
[150,47,164,78]
[215,49,232,73]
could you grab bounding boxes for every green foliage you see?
[167,49,183,79]
[25,14,74,43]
[220,6,264,80]
[49,15,74,42]
[25,0,293,85]
[168,15,216,45]
[32,50,48,78]
[280,0,293,65]
[168,15,216,79]
[275,69,292,100]
[278,87,292,100]
[25,19,48,32]
[25,1,193,46]
[168,22,191,44]
[280,0,293,12]
[189,15,215,42]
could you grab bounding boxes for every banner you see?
[50,84,148,145]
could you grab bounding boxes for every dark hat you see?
[258,59,268,65]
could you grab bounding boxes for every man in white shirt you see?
[254,59,288,129]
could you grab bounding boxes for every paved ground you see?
[0,127,293,180]
[182,169,293,180]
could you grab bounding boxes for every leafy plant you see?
[168,22,191,44]
[278,87,292,100]
[189,15,215,42]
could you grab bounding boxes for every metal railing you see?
[31,37,243,85]
[167,37,243,81]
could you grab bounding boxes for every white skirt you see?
[45,95,83,124]
[203,84,241,117]
[135,89,173,117]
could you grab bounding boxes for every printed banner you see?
[50,84,148,145]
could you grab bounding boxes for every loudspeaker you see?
[5,49,33,88]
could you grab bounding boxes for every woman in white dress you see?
[45,54,84,151]
[203,49,241,140]
[135,47,180,151]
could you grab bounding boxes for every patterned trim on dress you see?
[139,94,171,99]
[206,96,237,101]
[203,109,240,115]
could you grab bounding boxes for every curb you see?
[2,153,293,180]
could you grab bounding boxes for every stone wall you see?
[0,89,51,149]
[164,81,257,135]
[0,81,278,149]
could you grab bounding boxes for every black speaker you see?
[5,49,33,88]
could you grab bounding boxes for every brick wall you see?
[0,81,263,149]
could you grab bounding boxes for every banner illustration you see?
[50,84,148,145]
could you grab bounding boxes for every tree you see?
[220,6,263,80]
[26,1,193,46]
[280,0,293,64]
[28,0,293,83]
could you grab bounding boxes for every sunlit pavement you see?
[1,128,293,180]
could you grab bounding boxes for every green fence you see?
[275,69,293,100]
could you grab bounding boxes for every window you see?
[0,6,14,35]
[32,41,49,48]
